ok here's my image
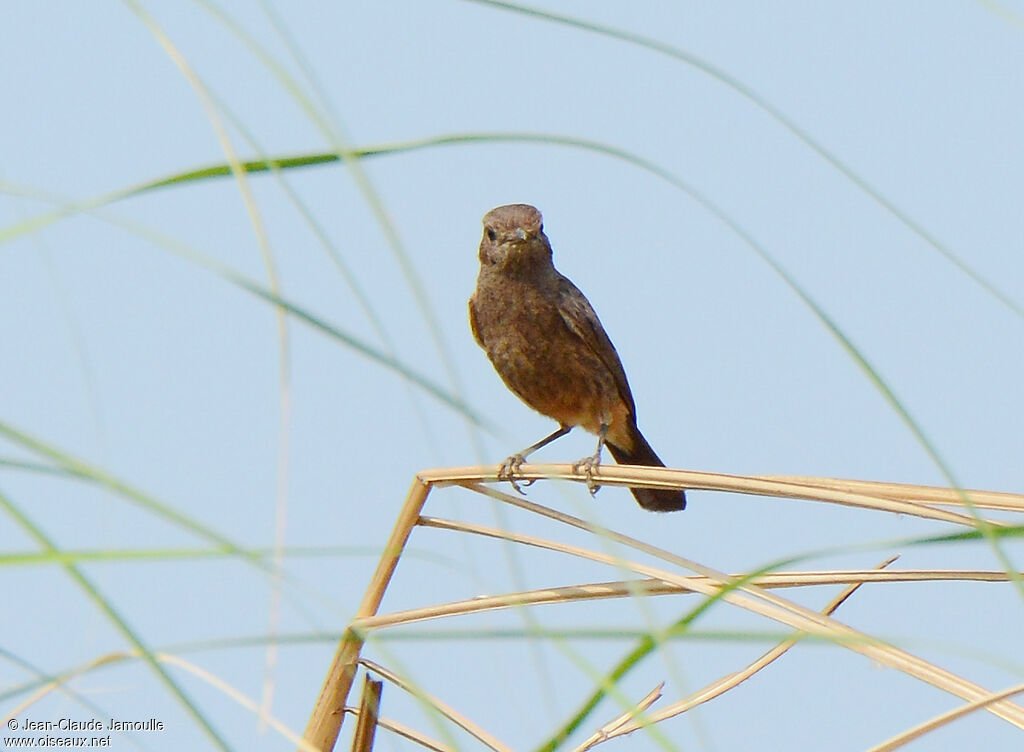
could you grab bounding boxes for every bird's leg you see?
[499,424,572,494]
[573,423,608,496]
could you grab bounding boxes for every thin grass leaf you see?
[417,475,1024,727]
[0,420,270,567]
[1,419,344,631]
[0,184,491,429]
[189,0,478,467]
[12,131,1008,581]
[532,557,781,752]
[0,649,129,741]
[0,544,393,567]
[869,682,1024,752]
[463,0,1024,322]
[360,659,516,752]
[0,489,230,750]
[590,557,899,747]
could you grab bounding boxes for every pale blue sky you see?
[2,2,1023,750]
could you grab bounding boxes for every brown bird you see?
[469,204,686,512]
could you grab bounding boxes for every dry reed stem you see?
[151,654,322,751]
[343,709,453,752]
[302,478,430,752]
[422,482,1024,728]
[301,466,1024,751]
[422,511,1024,728]
[3,650,324,752]
[761,475,1024,512]
[418,465,1015,528]
[573,683,664,752]
[581,556,898,748]
[868,683,1024,752]
[350,675,383,752]
[352,569,1019,632]
[360,659,515,752]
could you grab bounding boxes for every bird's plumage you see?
[470,204,686,512]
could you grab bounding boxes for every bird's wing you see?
[468,295,486,349]
[556,275,637,416]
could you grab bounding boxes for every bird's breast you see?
[473,274,624,434]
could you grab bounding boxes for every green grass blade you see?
[3,133,1016,584]
[0,421,267,570]
[464,0,1024,322]
[0,488,231,750]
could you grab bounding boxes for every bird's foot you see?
[498,454,534,495]
[573,453,602,497]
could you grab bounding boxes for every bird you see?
[469,203,686,512]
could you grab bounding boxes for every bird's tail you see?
[607,428,687,512]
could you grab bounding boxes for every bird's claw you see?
[498,454,534,495]
[573,454,602,497]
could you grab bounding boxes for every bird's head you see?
[479,204,552,268]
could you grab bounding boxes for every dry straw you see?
[300,464,1024,752]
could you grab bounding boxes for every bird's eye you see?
[485,227,497,241]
